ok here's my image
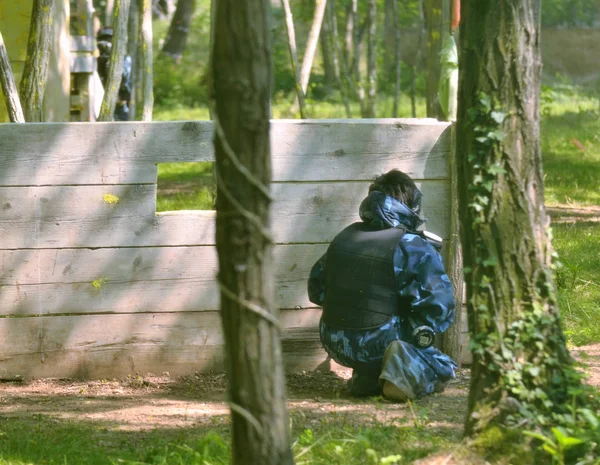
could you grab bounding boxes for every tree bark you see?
[139,0,153,121]
[281,0,307,118]
[458,0,582,436]
[410,0,426,118]
[161,0,195,62]
[99,0,131,121]
[0,31,25,123]
[423,0,443,118]
[128,0,140,119]
[392,0,401,118]
[19,0,55,122]
[299,0,328,95]
[212,0,294,463]
[365,0,377,117]
[382,0,396,81]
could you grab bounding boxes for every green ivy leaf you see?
[488,164,506,175]
[490,111,506,123]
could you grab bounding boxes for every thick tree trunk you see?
[19,0,55,122]
[99,0,131,121]
[139,0,153,121]
[161,0,195,62]
[212,0,294,463]
[458,0,581,436]
[423,0,443,118]
[365,0,377,117]
[281,0,307,118]
[0,32,25,123]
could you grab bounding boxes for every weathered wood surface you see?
[0,120,451,185]
[0,245,327,314]
[0,118,465,377]
[0,310,325,379]
[0,181,449,248]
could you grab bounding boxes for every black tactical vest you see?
[322,222,408,330]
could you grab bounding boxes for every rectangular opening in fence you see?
[156,162,215,212]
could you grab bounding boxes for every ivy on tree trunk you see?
[19,0,55,122]
[212,0,294,463]
[457,0,586,438]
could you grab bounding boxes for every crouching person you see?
[307,169,457,401]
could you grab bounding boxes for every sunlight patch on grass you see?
[553,222,600,346]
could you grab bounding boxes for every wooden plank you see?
[0,244,327,286]
[70,55,95,73]
[0,245,328,315]
[0,309,326,379]
[70,35,95,52]
[0,181,449,248]
[0,184,156,220]
[0,120,450,185]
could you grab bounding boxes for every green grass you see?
[541,90,600,206]
[553,222,600,347]
[0,410,458,465]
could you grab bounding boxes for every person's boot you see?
[382,381,411,402]
[347,370,382,397]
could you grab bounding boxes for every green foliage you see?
[542,0,600,27]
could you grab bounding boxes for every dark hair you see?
[369,169,422,212]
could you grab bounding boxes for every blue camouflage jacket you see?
[308,191,456,369]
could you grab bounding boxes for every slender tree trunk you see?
[139,0,153,121]
[128,0,140,119]
[161,0,195,62]
[423,0,443,118]
[352,0,366,115]
[365,0,377,117]
[99,0,131,121]
[212,0,294,463]
[382,0,395,82]
[0,32,25,123]
[344,2,353,62]
[19,0,55,122]
[458,0,582,437]
[320,7,335,90]
[299,0,328,95]
[392,0,401,118]
[105,0,116,24]
[328,0,352,118]
[281,0,307,118]
[410,0,426,117]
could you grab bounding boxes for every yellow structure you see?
[0,1,71,122]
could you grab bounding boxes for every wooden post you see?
[0,31,25,122]
[19,0,55,122]
[99,0,131,121]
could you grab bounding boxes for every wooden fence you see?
[0,119,467,379]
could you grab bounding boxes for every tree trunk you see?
[320,6,335,90]
[161,0,195,62]
[299,0,328,95]
[19,0,55,122]
[423,0,443,118]
[382,0,396,82]
[458,0,583,437]
[365,0,377,117]
[327,0,352,118]
[128,0,140,119]
[352,0,366,115]
[281,0,307,118]
[99,0,131,121]
[0,31,25,123]
[344,2,353,62]
[139,0,153,121]
[392,0,401,118]
[410,0,426,118]
[212,0,294,463]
